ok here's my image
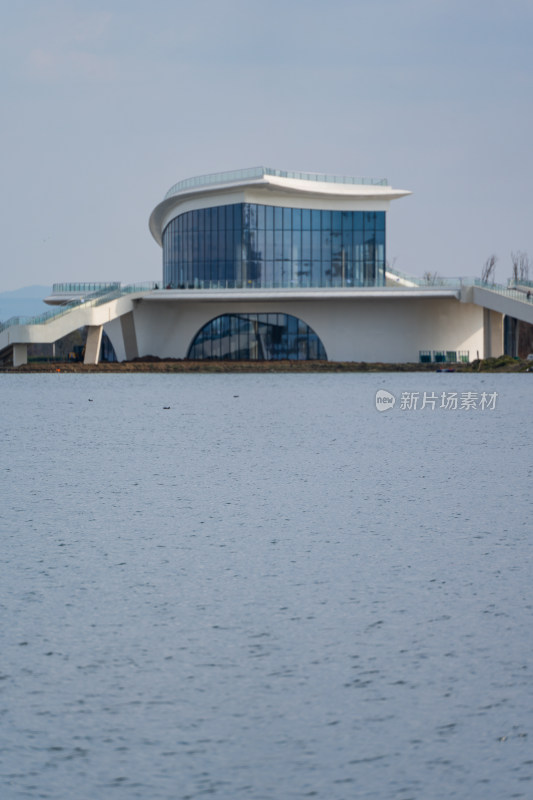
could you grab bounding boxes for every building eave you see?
[149,175,411,246]
[141,287,458,303]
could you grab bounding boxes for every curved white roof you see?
[149,167,411,246]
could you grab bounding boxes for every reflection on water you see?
[1,373,532,799]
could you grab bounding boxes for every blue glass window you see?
[187,313,327,360]
[162,203,385,288]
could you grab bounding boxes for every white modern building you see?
[2,167,533,366]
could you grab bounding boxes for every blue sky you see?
[1,0,532,290]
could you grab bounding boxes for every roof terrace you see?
[164,167,389,199]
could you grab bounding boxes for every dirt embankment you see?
[2,356,531,374]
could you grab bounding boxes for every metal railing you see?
[0,286,110,333]
[90,282,159,307]
[51,282,121,293]
[3,271,532,337]
[387,268,533,304]
[164,167,389,199]
[0,283,158,334]
[472,278,533,304]
[508,278,533,290]
[386,267,467,289]
[157,278,393,291]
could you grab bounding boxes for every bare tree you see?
[481,255,497,284]
[521,254,530,282]
[511,251,530,283]
[422,271,441,285]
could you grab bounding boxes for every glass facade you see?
[187,313,327,360]
[162,203,385,289]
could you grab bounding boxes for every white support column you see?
[13,343,28,367]
[84,325,103,365]
[490,310,504,358]
[120,311,139,361]
[483,308,492,358]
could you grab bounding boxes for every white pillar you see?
[120,312,139,361]
[13,343,28,367]
[483,308,492,358]
[84,325,103,365]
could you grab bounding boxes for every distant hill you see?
[0,285,52,322]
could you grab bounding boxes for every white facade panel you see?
[115,296,488,363]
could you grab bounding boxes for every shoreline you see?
[1,356,530,374]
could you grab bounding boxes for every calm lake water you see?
[1,373,532,800]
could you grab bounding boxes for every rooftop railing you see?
[155,280,391,291]
[164,167,389,199]
[51,282,121,293]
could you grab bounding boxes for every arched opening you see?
[187,313,327,360]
